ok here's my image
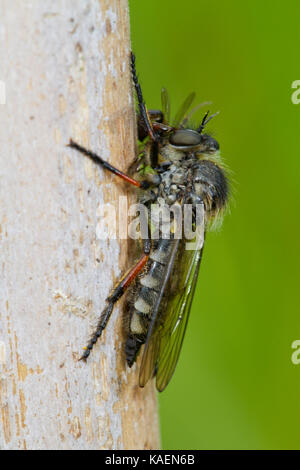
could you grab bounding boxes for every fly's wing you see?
[180,101,212,128]
[139,237,181,388]
[161,88,171,124]
[172,92,196,128]
[139,228,205,392]
[155,243,204,391]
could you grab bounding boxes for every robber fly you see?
[68,53,229,392]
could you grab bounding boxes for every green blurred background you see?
[129,0,300,450]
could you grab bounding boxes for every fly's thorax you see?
[157,161,188,204]
[136,134,228,228]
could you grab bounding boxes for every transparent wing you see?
[173,92,196,128]
[139,238,180,388]
[139,229,205,392]
[180,101,212,128]
[161,87,171,124]
[156,244,203,391]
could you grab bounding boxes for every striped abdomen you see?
[125,239,174,367]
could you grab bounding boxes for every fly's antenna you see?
[196,111,219,134]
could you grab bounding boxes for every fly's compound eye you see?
[169,129,202,149]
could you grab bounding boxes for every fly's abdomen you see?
[125,239,174,367]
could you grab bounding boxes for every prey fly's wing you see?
[139,227,205,391]
[161,88,171,124]
[173,92,196,128]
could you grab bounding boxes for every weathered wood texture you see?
[0,0,160,450]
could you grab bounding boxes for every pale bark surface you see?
[0,0,160,450]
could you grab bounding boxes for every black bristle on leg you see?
[130,52,157,142]
[78,253,150,362]
[79,303,114,361]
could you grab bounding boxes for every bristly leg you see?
[79,252,150,361]
[130,52,158,142]
[68,137,154,361]
[68,139,151,190]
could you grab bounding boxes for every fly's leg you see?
[136,106,174,142]
[131,54,174,141]
[131,52,158,142]
[79,238,151,361]
[137,108,174,142]
[68,140,151,190]
[68,139,157,361]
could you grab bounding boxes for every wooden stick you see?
[0,0,160,450]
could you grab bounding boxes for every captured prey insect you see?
[68,52,229,392]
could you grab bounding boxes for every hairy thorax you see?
[140,141,228,218]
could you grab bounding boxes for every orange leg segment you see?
[79,253,149,361]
